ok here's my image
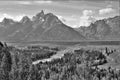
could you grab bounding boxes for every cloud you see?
[57,15,80,27]
[79,10,96,27]
[57,15,66,22]
[33,1,52,4]
[0,13,26,22]
[14,14,26,21]
[57,13,96,28]
[83,10,93,16]
[13,1,52,5]
[3,13,14,19]
[0,13,13,21]
[99,8,114,15]
[17,1,32,5]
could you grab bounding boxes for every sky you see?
[0,0,119,28]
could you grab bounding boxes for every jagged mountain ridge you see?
[0,10,119,41]
[0,10,85,42]
[75,16,120,40]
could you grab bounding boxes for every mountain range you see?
[0,10,120,42]
[75,16,120,40]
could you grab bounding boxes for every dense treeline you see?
[0,41,120,80]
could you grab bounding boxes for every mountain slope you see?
[0,10,85,42]
[24,12,85,41]
[76,16,120,40]
[5,16,33,41]
[0,11,119,41]
[40,23,85,41]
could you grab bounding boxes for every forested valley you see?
[0,42,120,80]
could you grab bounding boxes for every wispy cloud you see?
[33,1,52,4]
[99,8,114,15]
[14,1,53,5]
[17,1,32,5]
